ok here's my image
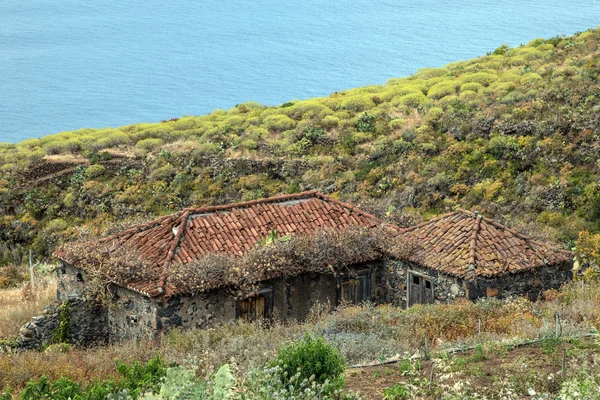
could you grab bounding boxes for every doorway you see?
[407,271,434,306]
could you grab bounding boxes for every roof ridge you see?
[157,210,190,297]
[184,190,319,214]
[401,210,463,233]
[97,212,181,244]
[468,214,483,268]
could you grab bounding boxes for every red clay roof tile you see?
[398,209,571,278]
[61,191,384,297]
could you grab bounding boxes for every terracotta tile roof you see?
[397,209,572,278]
[58,191,383,297]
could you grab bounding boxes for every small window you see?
[236,289,273,321]
[425,280,431,289]
[413,275,420,285]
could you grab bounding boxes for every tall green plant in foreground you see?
[271,333,346,392]
[15,355,168,400]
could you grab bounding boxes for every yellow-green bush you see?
[85,164,106,179]
[391,92,429,107]
[339,94,376,112]
[460,82,484,92]
[321,115,340,129]
[427,81,458,99]
[263,114,297,132]
[460,72,497,86]
[135,138,164,152]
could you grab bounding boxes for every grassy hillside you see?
[1,28,600,266]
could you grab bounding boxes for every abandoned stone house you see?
[37,190,571,345]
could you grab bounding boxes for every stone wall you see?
[382,260,572,307]
[108,285,161,342]
[57,262,88,301]
[17,297,109,350]
[467,262,573,301]
[14,261,111,350]
[381,260,466,308]
[156,265,377,333]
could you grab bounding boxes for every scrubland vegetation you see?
[1,278,599,398]
[1,28,600,274]
[2,27,600,398]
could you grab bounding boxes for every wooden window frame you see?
[235,287,274,321]
[406,270,435,307]
[336,269,371,305]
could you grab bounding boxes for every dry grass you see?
[0,278,57,340]
[0,341,160,392]
[1,280,599,395]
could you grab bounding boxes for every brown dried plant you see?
[168,225,417,296]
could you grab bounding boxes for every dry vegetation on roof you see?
[168,226,415,296]
[58,226,417,297]
[58,240,161,299]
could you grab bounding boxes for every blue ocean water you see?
[1,1,599,144]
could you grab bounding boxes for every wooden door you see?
[409,274,422,306]
[423,279,434,304]
[340,279,356,304]
[339,274,370,305]
[408,272,435,306]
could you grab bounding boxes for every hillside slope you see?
[1,28,599,261]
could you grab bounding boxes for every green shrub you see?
[380,85,424,101]
[391,92,429,107]
[460,72,497,86]
[356,112,376,133]
[263,114,296,132]
[426,107,444,121]
[283,101,332,120]
[427,82,457,99]
[95,131,129,149]
[150,163,177,182]
[321,115,340,129]
[53,302,72,344]
[85,164,106,180]
[43,218,68,234]
[521,73,542,84]
[383,383,410,399]
[460,82,484,92]
[272,333,346,390]
[18,356,168,400]
[388,118,406,130]
[339,95,375,112]
[414,67,447,80]
[513,47,544,61]
[135,138,164,153]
